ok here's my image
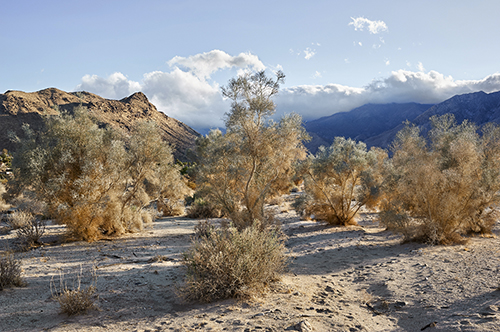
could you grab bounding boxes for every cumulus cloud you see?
[349,17,388,34]
[76,72,141,99]
[75,50,266,130]
[275,71,500,121]
[167,50,265,79]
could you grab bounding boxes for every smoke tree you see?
[195,71,309,229]
[380,114,500,244]
[11,106,189,241]
[295,137,387,226]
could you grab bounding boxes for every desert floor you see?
[1,193,500,332]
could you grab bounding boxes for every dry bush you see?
[6,210,33,230]
[51,266,98,315]
[295,137,387,226]
[16,214,46,248]
[194,71,309,230]
[0,182,9,212]
[158,198,185,216]
[11,107,189,241]
[180,221,287,302]
[380,115,500,244]
[185,198,223,219]
[0,251,25,290]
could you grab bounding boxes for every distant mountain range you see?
[0,88,199,160]
[305,90,500,153]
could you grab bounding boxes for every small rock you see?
[296,320,313,332]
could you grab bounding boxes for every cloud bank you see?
[276,70,500,121]
[76,50,500,132]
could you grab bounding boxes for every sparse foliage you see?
[15,212,46,248]
[0,251,25,290]
[380,114,500,244]
[295,137,387,226]
[180,221,287,302]
[11,106,189,241]
[195,71,309,229]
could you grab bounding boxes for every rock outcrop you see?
[0,88,199,160]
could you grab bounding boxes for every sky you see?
[2,0,500,133]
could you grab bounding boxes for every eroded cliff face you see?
[0,88,199,160]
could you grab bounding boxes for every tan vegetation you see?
[10,106,189,241]
[0,251,25,290]
[380,114,500,244]
[180,220,287,302]
[194,71,309,230]
[295,137,387,226]
[51,266,98,316]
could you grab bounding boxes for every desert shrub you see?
[0,251,25,289]
[11,106,189,241]
[295,137,387,226]
[6,210,32,229]
[16,213,46,248]
[51,266,98,315]
[157,198,186,216]
[181,221,287,302]
[0,182,9,212]
[380,115,500,244]
[186,197,223,219]
[194,71,309,230]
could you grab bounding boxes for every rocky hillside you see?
[0,88,199,160]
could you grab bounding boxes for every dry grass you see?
[51,266,98,316]
[180,221,287,302]
[0,251,25,290]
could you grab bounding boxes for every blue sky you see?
[2,0,500,132]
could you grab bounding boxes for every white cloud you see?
[304,47,316,60]
[275,71,500,121]
[76,50,265,130]
[349,17,388,34]
[167,50,265,79]
[417,62,425,72]
[385,59,390,66]
[77,72,141,99]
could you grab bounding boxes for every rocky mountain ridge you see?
[305,90,500,152]
[0,88,199,160]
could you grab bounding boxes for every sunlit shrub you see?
[180,221,287,302]
[295,137,387,226]
[380,115,500,244]
[11,106,189,241]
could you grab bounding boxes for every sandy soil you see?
[1,194,500,332]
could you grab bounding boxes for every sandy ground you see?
[1,194,500,332]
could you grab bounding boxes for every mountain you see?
[364,90,500,149]
[0,88,199,160]
[304,103,433,153]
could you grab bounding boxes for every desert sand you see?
[1,193,500,332]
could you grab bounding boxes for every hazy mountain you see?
[304,102,433,153]
[0,88,199,160]
[364,90,500,149]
